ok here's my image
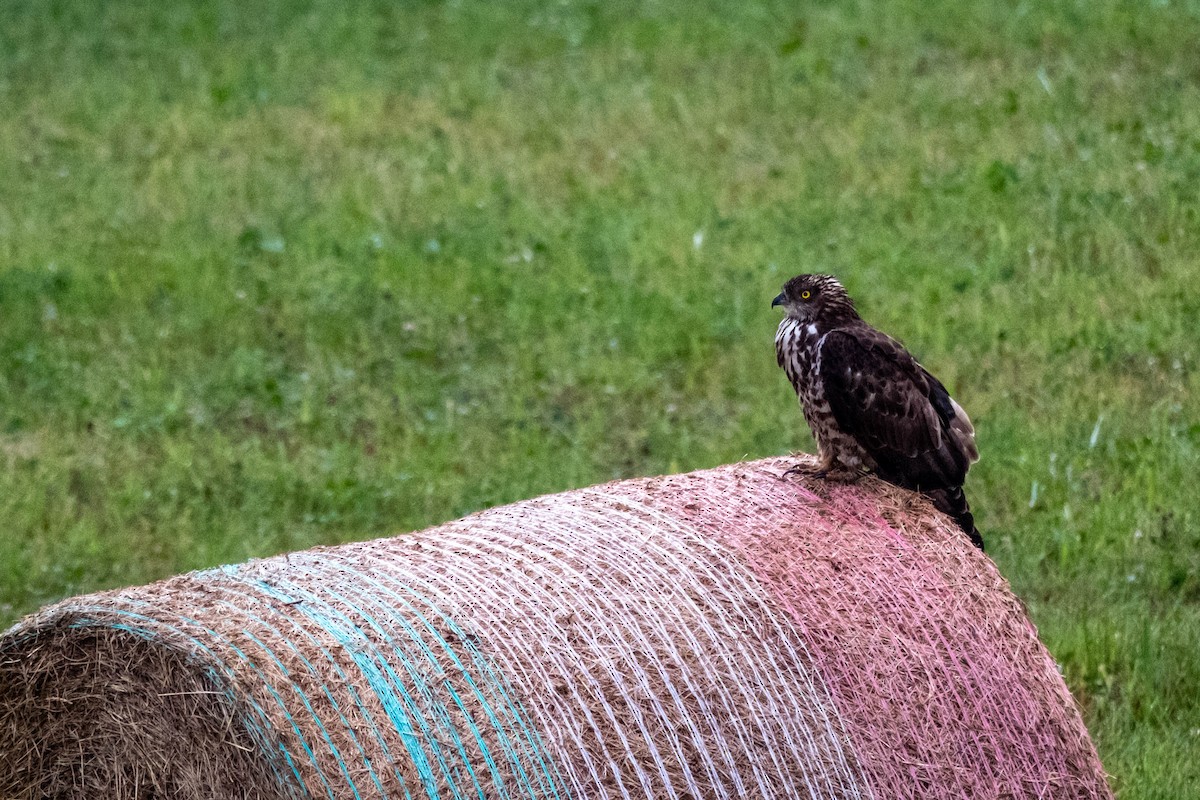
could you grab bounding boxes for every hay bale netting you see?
[1,456,1111,800]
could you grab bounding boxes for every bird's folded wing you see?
[819,329,967,488]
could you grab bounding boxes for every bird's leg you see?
[783,457,871,483]
[816,464,873,482]
[781,453,834,480]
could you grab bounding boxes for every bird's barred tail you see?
[925,486,984,551]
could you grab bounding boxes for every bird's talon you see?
[780,463,831,480]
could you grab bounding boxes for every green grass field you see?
[2,0,1198,795]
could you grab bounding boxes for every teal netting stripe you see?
[207,590,392,798]
[296,553,565,800]
[214,566,428,799]
[220,558,566,800]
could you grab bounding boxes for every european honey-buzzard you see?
[773,274,983,549]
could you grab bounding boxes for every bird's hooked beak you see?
[771,292,785,308]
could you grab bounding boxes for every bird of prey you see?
[772,274,983,549]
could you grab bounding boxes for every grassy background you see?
[2,0,1198,795]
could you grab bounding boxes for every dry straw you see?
[1,456,1112,799]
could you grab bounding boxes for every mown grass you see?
[2,0,1199,795]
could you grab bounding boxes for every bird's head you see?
[771,273,859,324]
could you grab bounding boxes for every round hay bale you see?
[1,456,1111,800]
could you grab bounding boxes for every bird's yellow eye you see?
[801,290,811,300]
